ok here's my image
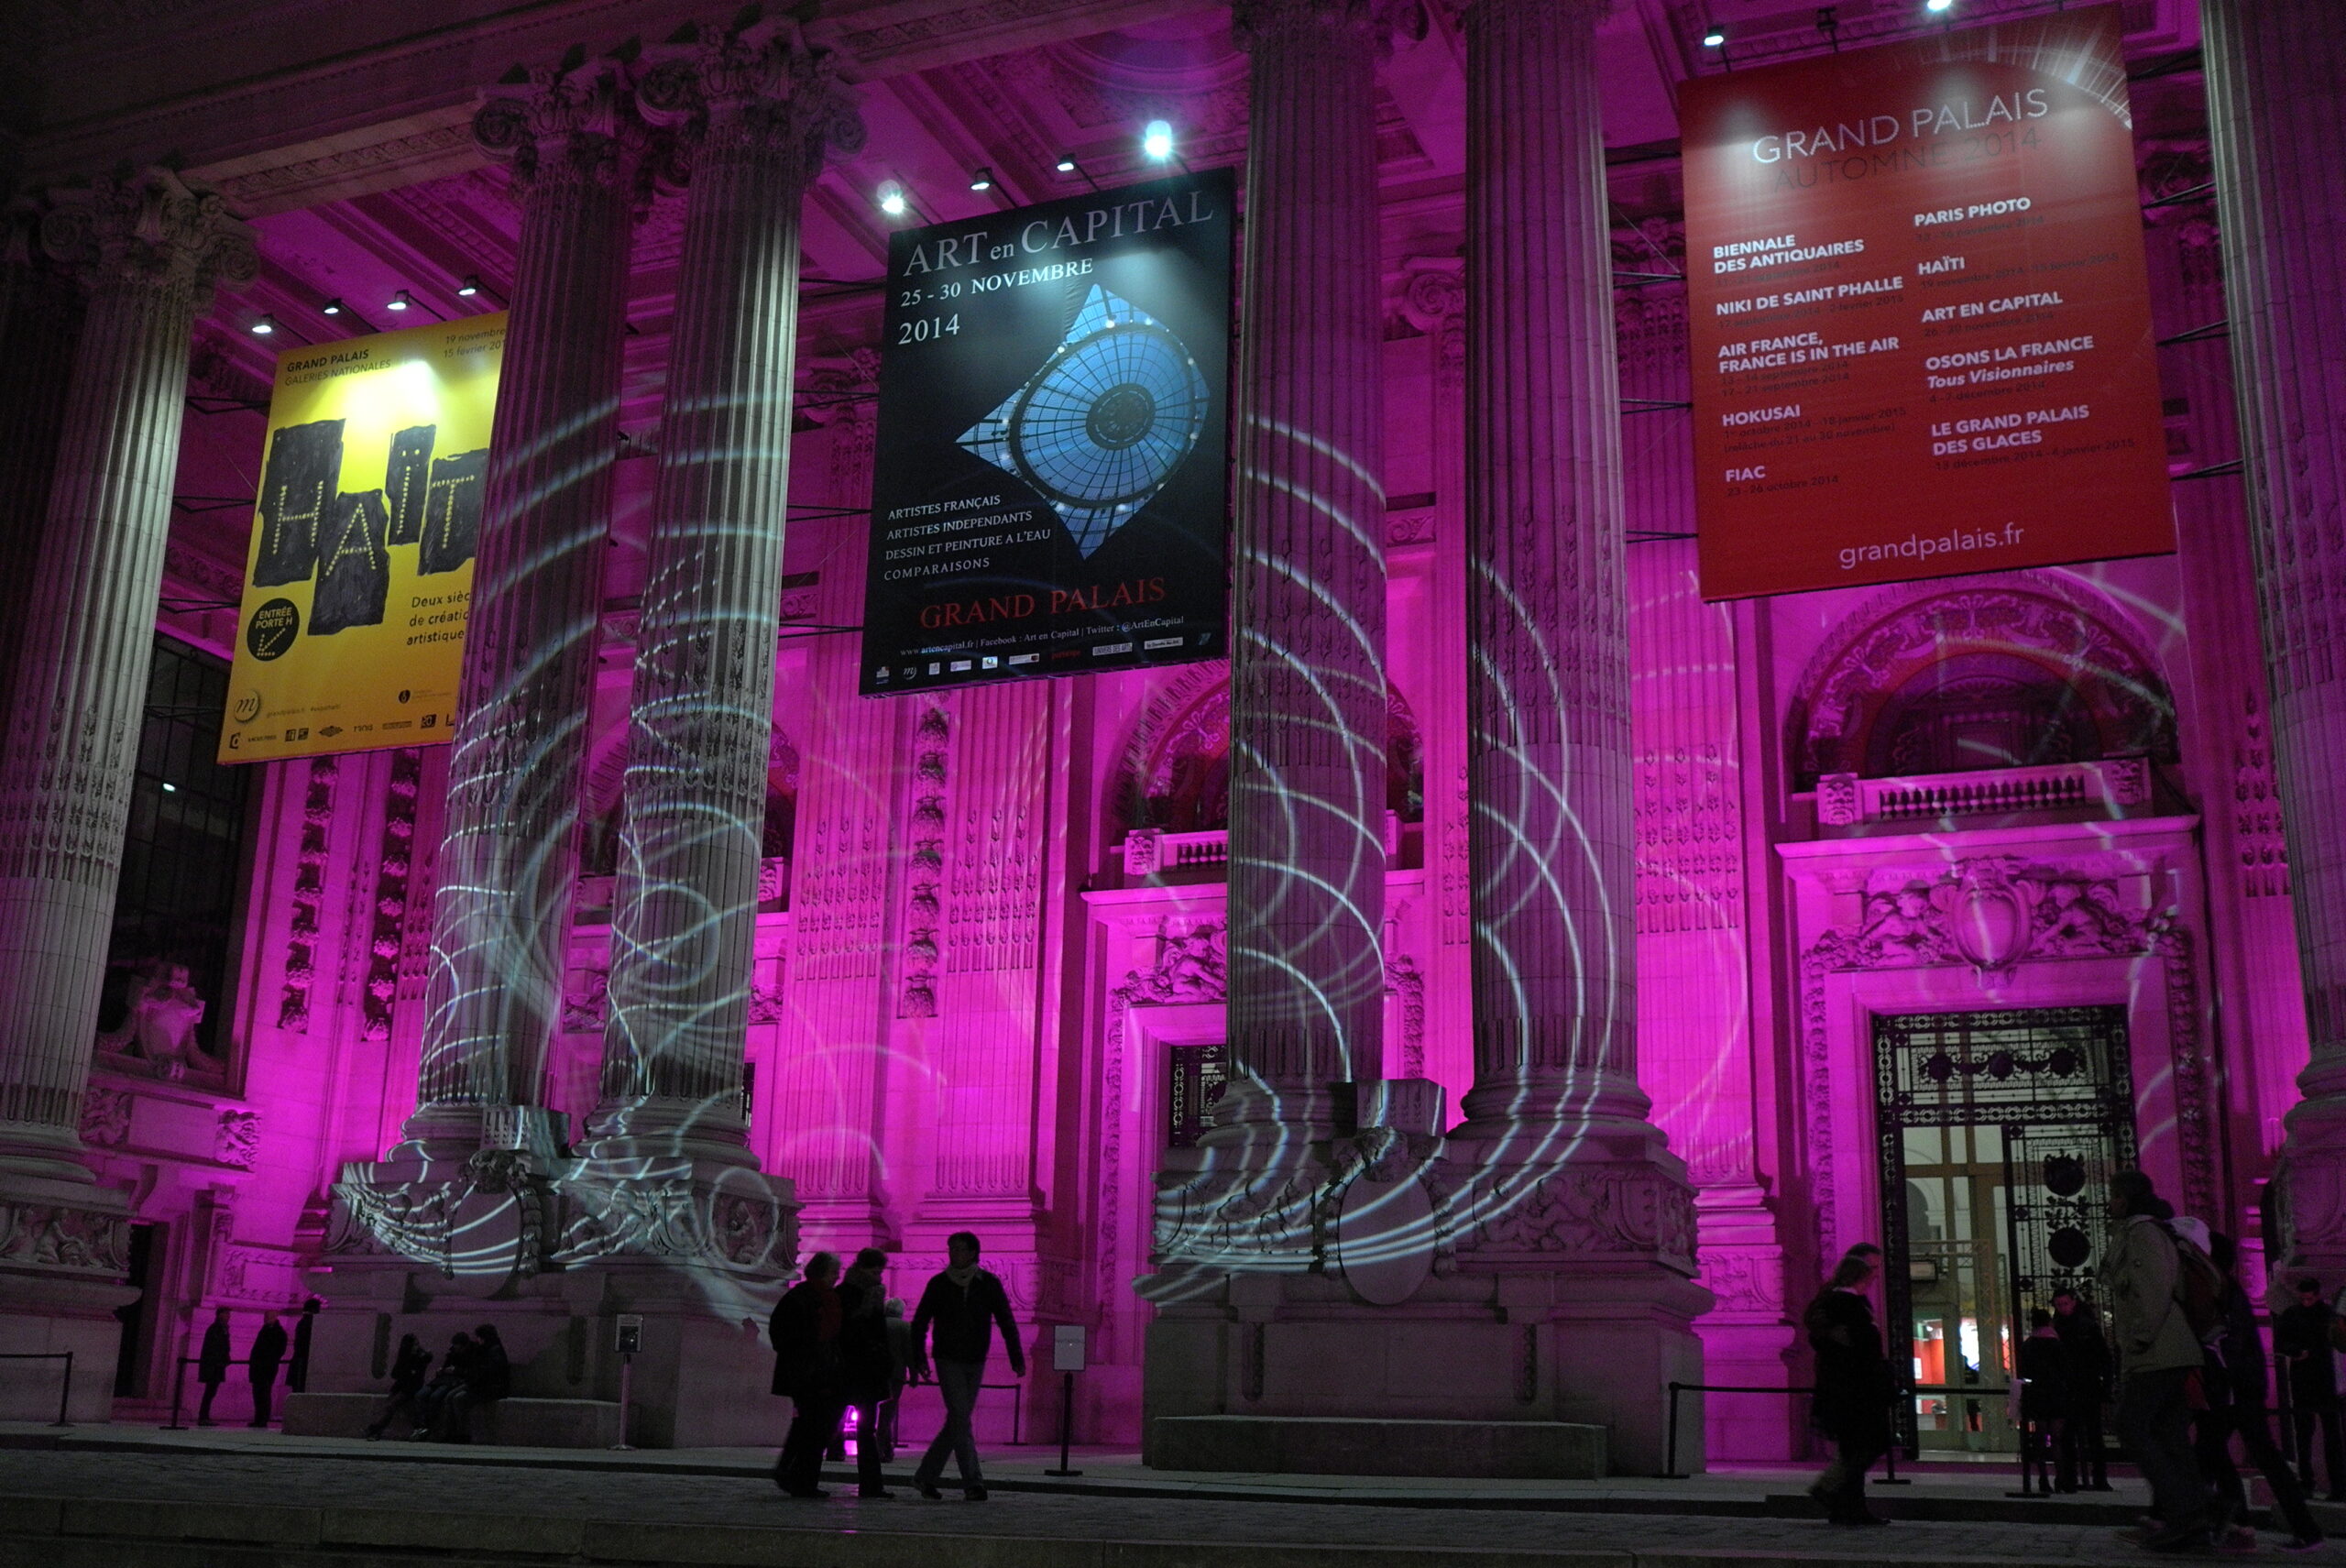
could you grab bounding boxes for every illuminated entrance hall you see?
[0,0,2341,1488]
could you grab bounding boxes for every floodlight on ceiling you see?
[877,179,908,217]
[1141,120,1174,161]
[970,167,993,192]
[1703,24,1726,45]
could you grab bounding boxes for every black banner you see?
[860,169,1233,696]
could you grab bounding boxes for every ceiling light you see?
[456,275,480,297]
[877,180,908,217]
[1141,120,1174,161]
[321,298,345,315]
[388,290,413,312]
[250,315,277,335]
[1703,24,1726,45]
[969,167,993,192]
[1055,153,1078,173]
[161,782,177,793]
[1925,0,1953,10]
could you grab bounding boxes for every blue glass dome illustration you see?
[959,284,1211,557]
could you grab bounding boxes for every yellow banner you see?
[219,314,505,763]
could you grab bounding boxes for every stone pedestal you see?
[0,169,252,1417]
[2204,0,2346,1288]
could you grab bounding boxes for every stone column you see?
[0,168,252,1419]
[407,60,650,1150]
[588,26,860,1158]
[0,201,85,738]
[1216,0,1391,1145]
[1450,0,1705,1475]
[2204,0,2346,1286]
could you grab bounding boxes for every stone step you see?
[1150,1416,1607,1479]
[280,1392,620,1447]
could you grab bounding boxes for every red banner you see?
[1682,5,2171,600]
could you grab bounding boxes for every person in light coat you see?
[2099,1168,2214,1553]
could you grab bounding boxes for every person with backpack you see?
[1802,1243,1892,1528]
[2100,1168,2216,1553]
[2276,1277,2346,1499]
[2194,1233,2324,1552]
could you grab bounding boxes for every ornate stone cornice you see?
[37,167,256,303]
[1231,0,1407,52]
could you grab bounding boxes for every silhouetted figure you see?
[440,1322,509,1442]
[365,1333,431,1441]
[287,1298,322,1393]
[412,1332,474,1441]
[2016,1308,2067,1493]
[247,1311,289,1428]
[2052,1288,2111,1490]
[2195,1234,2323,1551]
[1803,1244,1891,1528]
[910,1231,1025,1502]
[194,1307,232,1426]
[772,1252,848,1497]
[2278,1277,2346,1499]
[839,1248,901,1497]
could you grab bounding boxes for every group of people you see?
[1805,1168,2331,1553]
[767,1231,1025,1500]
[362,1323,510,1442]
[192,1298,319,1427]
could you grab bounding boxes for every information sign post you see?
[612,1314,642,1452]
[1046,1323,1086,1477]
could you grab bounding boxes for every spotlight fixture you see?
[321,298,345,315]
[160,782,177,794]
[388,291,412,312]
[1054,152,1078,173]
[1925,0,1952,10]
[1141,119,1174,162]
[877,179,908,217]
[1702,23,1726,45]
[969,167,993,192]
[251,315,278,335]
[456,275,480,297]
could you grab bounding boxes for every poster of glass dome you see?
[861,168,1232,696]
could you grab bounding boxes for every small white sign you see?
[1051,1322,1087,1373]
[615,1313,643,1355]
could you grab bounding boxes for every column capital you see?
[1456,0,1613,23]
[638,18,866,178]
[1232,0,1407,52]
[37,168,257,303]
[472,56,663,198]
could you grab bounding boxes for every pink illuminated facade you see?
[1,0,2336,1473]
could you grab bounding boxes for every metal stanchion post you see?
[611,1314,641,1452]
[50,1352,71,1427]
[1046,1371,1080,1477]
[165,1357,189,1431]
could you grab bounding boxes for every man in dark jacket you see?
[2053,1288,2112,1490]
[2277,1277,2346,1499]
[364,1333,431,1441]
[771,1252,847,1497]
[194,1307,232,1426]
[2196,1234,2323,1551]
[838,1248,901,1498]
[1803,1243,1891,1527]
[440,1322,510,1442]
[909,1232,1025,1501]
[287,1298,322,1393]
[247,1310,289,1428]
[2017,1309,2068,1494]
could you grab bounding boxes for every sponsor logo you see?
[949,659,973,672]
[231,690,263,724]
[318,725,343,738]
[397,689,411,704]
[901,667,917,681]
[383,720,415,730]
[1007,653,1039,666]
[927,663,941,675]
[226,733,240,751]
[245,599,300,663]
[421,714,438,729]
[1092,641,1134,657]
[1142,636,1183,651]
[282,727,310,742]
[874,667,892,683]
[981,656,1000,670]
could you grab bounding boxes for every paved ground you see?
[0,1428,2339,1564]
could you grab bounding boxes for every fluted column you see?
[589,25,861,1151]
[1217,0,1390,1140]
[0,201,86,740]
[0,170,254,1182]
[2205,0,2346,1283]
[1453,0,1658,1150]
[410,60,649,1143]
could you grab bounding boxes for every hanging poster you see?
[859,169,1233,695]
[1681,5,2171,600]
[218,314,504,762]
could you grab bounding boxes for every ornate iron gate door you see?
[1874,1005,2135,1454]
